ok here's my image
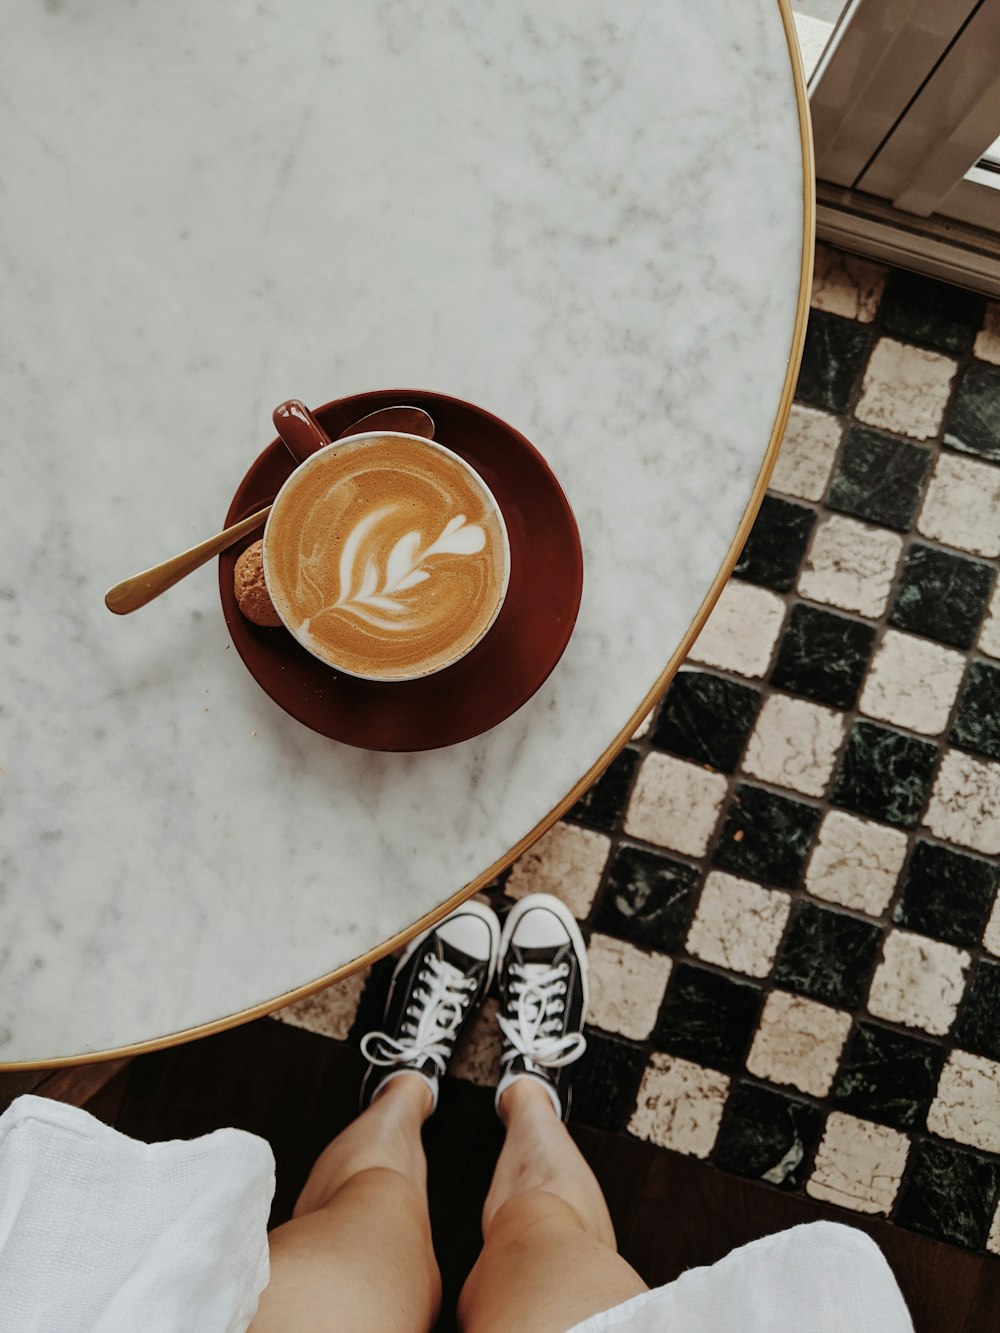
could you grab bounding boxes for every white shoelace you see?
[499,961,586,1071]
[360,952,477,1077]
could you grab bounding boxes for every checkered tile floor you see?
[276,247,1000,1256]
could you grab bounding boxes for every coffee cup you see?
[262,418,511,682]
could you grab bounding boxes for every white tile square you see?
[798,515,903,619]
[272,968,368,1041]
[859,629,966,737]
[506,821,611,919]
[588,934,672,1041]
[627,1054,729,1157]
[927,1051,1000,1155]
[918,453,1000,559]
[855,337,957,441]
[867,930,970,1036]
[805,810,908,917]
[746,991,852,1097]
[974,302,1000,366]
[979,582,1000,660]
[632,709,654,739]
[742,694,846,798]
[689,582,786,679]
[771,403,843,502]
[624,752,727,858]
[810,244,886,324]
[806,1112,910,1215]
[983,894,1000,959]
[685,871,791,979]
[923,750,1000,858]
[989,1199,1000,1256]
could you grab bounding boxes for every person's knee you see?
[295,1163,429,1221]
[483,1187,590,1248]
[460,1197,638,1333]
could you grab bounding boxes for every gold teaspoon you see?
[104,404,435,615]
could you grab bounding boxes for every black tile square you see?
[890,544,995,650]
[653,962,763,1072]
[770,603,875,709]
[954,960,1000,1062]
[568,747,640,833]
[895,1140,1000,1249]
[593,845,699,952]
[827,426,931,532]
[652,671,761,773]
[796,311,873,413]
[832,722,938,828]
[832,1021,945,1131]
[773,902,882,1008]
[950,661,1000,762]
[571,1031,647,1132]
[712,1082,823,1189]
[944,362,1000,462]
[880,270,985,355]
[713,784,821,888]
[734,496,816,591]
[892,840,998,947]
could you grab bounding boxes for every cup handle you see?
[273,400,332,464]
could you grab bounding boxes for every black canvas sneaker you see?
[496,894,588,1121]
[359,899,500,1111]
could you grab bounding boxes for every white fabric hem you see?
[0,1094,275,1333]
[566,1221,914,1333]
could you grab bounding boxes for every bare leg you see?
[250,1075,441,1333]
[458,1080,648,1333]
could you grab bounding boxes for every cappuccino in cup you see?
[263,433,510,680]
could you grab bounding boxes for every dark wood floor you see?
[4,1019,999,1332]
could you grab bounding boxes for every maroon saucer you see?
[218,389,584,751]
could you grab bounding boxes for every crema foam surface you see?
[264,437,507,679]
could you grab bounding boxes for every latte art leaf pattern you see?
[268,436,506,678]
[325,508,487,629]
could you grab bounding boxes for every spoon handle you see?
[104,403,436,617]
[104,504,272,615]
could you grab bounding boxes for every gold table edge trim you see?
[6,0,816,1072]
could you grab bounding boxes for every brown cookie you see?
[234,540,282,627]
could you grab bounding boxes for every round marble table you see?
[1,1,811,1065]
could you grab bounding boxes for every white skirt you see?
[567,1221,914,1332]
[0,1095,273,1333]
[0,1095,913,1332]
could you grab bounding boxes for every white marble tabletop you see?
[1,1,809,1063]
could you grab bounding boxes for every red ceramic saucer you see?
[218,389,584,751]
